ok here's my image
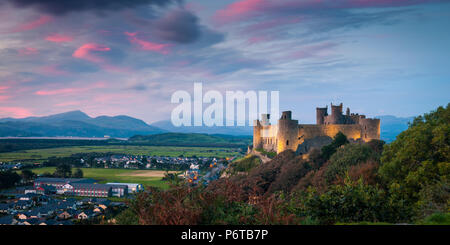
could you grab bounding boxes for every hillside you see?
[0,111,165,138]
[151,120,253,136]
[128,133,251,147]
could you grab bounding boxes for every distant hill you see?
[377,115,414,143]
[151,120,253,136]
[128,133,251,148]
[0,110,165,138]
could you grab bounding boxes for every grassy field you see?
[0,145,243,163]
[25,167,174,189]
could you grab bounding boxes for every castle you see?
[252,103,380,154]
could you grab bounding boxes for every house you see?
[39,219,57,225]
[0,203,12,214]
[106,183,144,193]
[77,210,95,220]
[14,200,33,210]
[20,218,40,225]
[107,184,128,197]
[34,177,97,194]
[57,209,77,220]
[0,215,17,225]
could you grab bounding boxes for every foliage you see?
[302,177,412,224]
[255,148,277,158]
[226,155,261,175]
[379,103,450,217]
[325,144,379,183]
[416,212,450,225]
[54,164,72,178]
[0,171,21,189]
[321,131,349,161]
[73,168,84,178]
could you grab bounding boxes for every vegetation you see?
[129,133,251,148]
[226,155,261,175]
[25,167,170,189]
[0,145,243,163]
[255,148,277,158]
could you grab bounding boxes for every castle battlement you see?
[253,103,380,154]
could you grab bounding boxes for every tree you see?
[73,168,83,178]
[0,171,21,189]
[21,169,36,183]
[54,164,72,178]
[321,131,349,160]
[379,103,450,217]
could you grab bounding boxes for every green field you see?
[25,167,172,189]
[0,145,243,163]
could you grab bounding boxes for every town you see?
[0,176,134,225]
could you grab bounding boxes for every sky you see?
[0,0,449,124]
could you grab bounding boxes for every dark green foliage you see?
[20,169,36,183]
[325,144,378,183]
[303,178,412,224]
[54,164,72,178]
[379,103,449,217]
[73,168,83,178]
[227,155,261,175]
[129,133,251,148]
[0,171,21,189]
[321,131,349,160]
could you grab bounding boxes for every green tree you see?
[379,103,450,217]
[0,171,21,189]
[72,168,83,178]
[21,169,36,183]
[54,164,72,178]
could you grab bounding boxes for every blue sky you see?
[0,0,449,124]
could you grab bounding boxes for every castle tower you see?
[276,111,299,153]
[261,114,271,126]
[316,106,328,125]
[359,118,381,142]
[328,103,343,124]
[253,119,262,149]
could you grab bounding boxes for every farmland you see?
[0,145,244,163]
[24,167,175,189]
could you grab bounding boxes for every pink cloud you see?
[18,47,38,56]
[213,0,444,25]
[13,15,53,32]
[125,32,171,54]
[54,101,81,107]
[72,43,111,63]
[39,65,69,76]
[45,33,73,43]
[0,107,33,118]
[35,82,106,96]
[0,95,10,102]
[0,86,8,92]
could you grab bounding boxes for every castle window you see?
[286,140,289,146]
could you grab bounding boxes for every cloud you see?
[45,33,73,42]
[4,0,179,15]
[17,47,38,56]
[0,107,33,118]
[155,9,201,43]
[125,32,171,54]
[11,14,52,32]
[213,0,447,24]
[35,81,106,96]
[72,43,111,63]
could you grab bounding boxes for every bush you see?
[303,177,412,224]
[325,144,378,183]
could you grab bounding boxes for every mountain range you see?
[0,110,413,142]
[0,110,164,138]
